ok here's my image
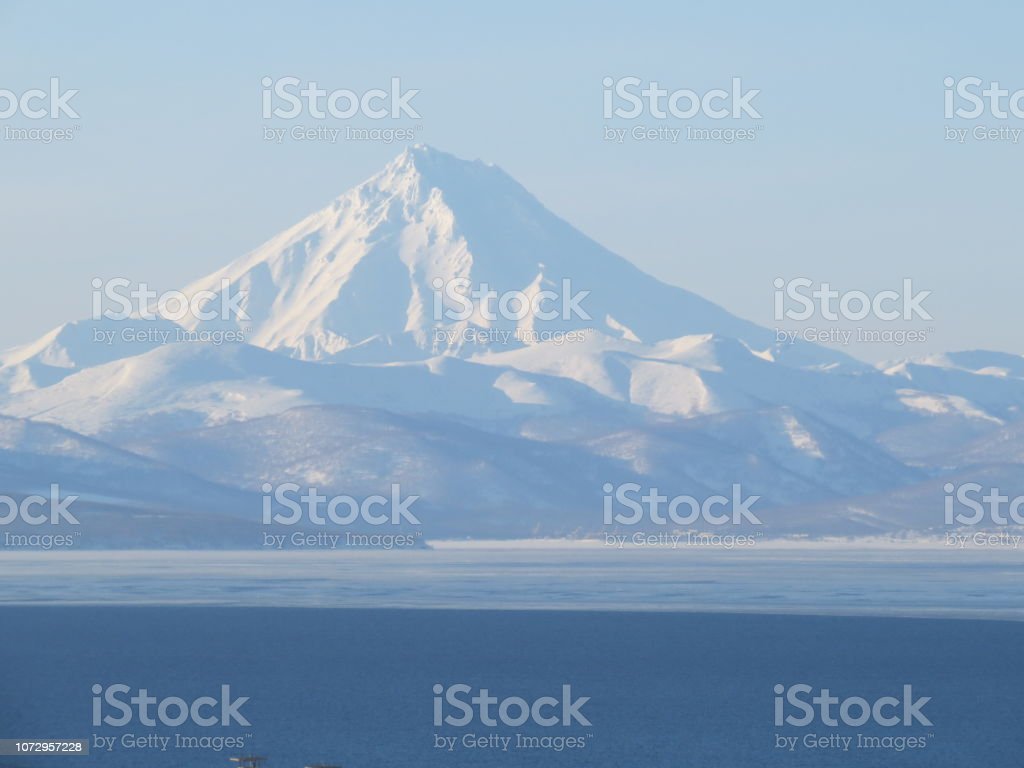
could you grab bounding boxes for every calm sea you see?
[2,605,1022,768]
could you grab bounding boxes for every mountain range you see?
[1,145,1020,546]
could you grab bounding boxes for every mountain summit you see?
[179,145,845,366]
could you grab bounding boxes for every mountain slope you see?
[0,415,260,546]
[0,340,637,439]
[124,403,923,538]
[177,146,856,369]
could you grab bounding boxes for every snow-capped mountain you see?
[0,146,1021,545]
[0,316,183,394]
[0,340,630,440]
[176,145,854,368]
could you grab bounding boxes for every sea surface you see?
[2,546,1023,767]
[2,606,1023,768]
[0,544,1021,619]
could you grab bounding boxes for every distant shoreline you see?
[0,546,1021,621]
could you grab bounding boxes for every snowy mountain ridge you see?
[0,145,1021,544]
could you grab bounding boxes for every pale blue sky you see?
[1,0,1021,361]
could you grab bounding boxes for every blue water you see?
[3,606,1023,767]
[1,547,1023,619]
